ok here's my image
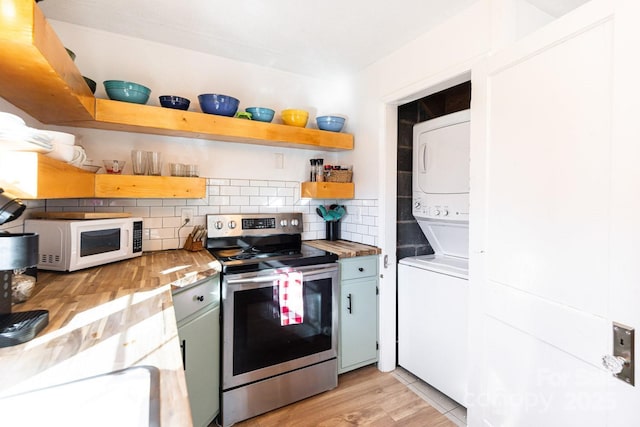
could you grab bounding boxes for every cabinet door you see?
[179,306,219,427]
[340,278,378,372]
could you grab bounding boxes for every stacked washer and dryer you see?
[398,109,470,406]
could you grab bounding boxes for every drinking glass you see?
[131,150,147,175]
[147,151,162,176]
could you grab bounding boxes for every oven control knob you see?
[228,220,237,229]
[414,200,421,209]
[442,209,449,216]
[280,219,288,227]
[215,220,224,230]
[433,209,441,216]
[291,218,299,226]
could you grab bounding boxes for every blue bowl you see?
[159,95,190,110]
[245,107,275,123]
[198,94,240,117]
[104,80,151,104]
[316,115,345,132]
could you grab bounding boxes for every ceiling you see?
[38,0,588,78]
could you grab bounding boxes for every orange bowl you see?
[281,109,309,127]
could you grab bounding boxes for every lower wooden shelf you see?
[95,175,206,199]
[0,153,206,199]
[301,182,354,199]
[0,152,95,199]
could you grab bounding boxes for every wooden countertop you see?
[304,240,381,258]
[0,249,220,426]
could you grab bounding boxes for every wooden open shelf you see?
[95,174,206,199]
[0,153,205,199]
[0,1,353,152]
[301,182,355,199]
[0,152,95,199]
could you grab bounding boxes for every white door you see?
[469,1,639,426]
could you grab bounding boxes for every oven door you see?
[222,263,338,390]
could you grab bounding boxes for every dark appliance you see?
[206,213,338,427]
[0,188,48,348]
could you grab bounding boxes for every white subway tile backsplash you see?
[162,239,180,251]
[145,217,163,228]
[259,187,277,196]
[208,196,230,206]
[138,198,163,206]
[150,206,175,217]
[241,187,260,196]
[229,196,250,206]
[162,199,187,207]
[47,199,79,207]
[249,196,268,206]
[127,207,150,217]
[208,178,230,186]
[163,216,182,228]
[220,186,241,196]
[21,178,379,251]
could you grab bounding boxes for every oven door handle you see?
[225,266,337,284]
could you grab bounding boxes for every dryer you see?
[398,109,470,406]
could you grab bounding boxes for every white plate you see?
[0,127,53,152]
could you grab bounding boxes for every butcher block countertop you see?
[0,249,220,426]
[304,239,381,258]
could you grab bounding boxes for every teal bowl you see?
[245,107,275,123]
[103,80,151,104]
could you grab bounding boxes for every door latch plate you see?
[613,322,634,385]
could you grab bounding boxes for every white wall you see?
[351,0,494,374]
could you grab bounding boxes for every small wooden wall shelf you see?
[301,182,355,199]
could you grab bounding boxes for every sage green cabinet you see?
[338,255,379,374]
[175,277,220,427]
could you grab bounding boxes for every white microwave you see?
[24,217,143,271]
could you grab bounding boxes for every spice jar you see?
[316,159,324,182]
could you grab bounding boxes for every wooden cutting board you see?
[31,211,132,219]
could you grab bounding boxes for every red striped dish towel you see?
[275,270,304,326]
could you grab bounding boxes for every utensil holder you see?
[326,221,341,241]
[183,235,204,252]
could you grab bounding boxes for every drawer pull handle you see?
[196,295,204,302]
[181,339,186,370]
[358,267,364,272]
[347,293,353,314]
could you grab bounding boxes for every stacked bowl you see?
[198,94,240,117]
[104,80,151,105]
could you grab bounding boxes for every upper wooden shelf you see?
[0,2,353,151]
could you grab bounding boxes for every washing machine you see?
[398,109,470,406]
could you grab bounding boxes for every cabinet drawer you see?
[340,255,378,281]
[173,276,220,323]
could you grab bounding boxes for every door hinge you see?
[376,286,379,295]
[383,254,389,269]
[376,341,379,350]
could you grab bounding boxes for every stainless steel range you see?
[206,213,339,427]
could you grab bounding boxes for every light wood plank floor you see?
[227,365,457,426]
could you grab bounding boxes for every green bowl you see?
[103,80,151,104]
